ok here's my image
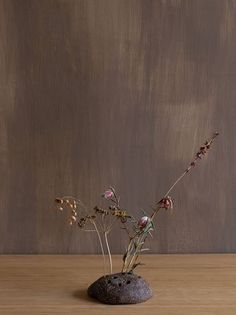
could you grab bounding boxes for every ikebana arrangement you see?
[55,132,219,304]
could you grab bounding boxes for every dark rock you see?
[87,272,153,304]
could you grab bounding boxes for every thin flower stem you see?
[121,222,133,239]
[93,221,106,275]
[100,213,113,274]
[107,217,117,232]
[122,237,135,272]
[164,170,189,197]
[159,132,219,205]
[105,231,113,274]
[126,235,143,272]
[123,132,219,272]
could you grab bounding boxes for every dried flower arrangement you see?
[55,132,219,304]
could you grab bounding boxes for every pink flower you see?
[102,189,114,199]
[138,216,150,229]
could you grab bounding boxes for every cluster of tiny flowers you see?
[189,132,219,169]
[55,198,78,225]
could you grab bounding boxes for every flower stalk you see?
[54,132,219,274]
[121,132,219,272]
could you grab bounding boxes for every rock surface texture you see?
[87,272,153,304]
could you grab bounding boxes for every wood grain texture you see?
[0,255,236,314]
[0,0,235,254]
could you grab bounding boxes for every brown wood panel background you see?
[0,0,235,254]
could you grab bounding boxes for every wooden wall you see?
[0,0,235,254]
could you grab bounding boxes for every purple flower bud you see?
[138,216,150,229]
[102,189,114,199]
[160,196,174,210]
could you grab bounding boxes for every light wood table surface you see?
[0,254,236,315]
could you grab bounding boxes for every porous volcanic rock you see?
[87,272,152,304]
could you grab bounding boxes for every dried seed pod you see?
[72,210,77,216]
[55,198,63,204]
[71,216,77,222]
[120,217,128,223]
[112,210,131,220]
[78,217,87,228]
[94,206,109,215]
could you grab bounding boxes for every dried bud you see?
[194,132,219,162]
[71,216,77,222]
[160,196,173,210]
[72,210,77,216]
[138,216,151,229]
[196,152,203,159]
[55,198,63,204]
[78,218,86,228]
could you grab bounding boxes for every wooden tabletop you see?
[0,254,236,315]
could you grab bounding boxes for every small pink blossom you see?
[102,189,114,199]
[138,216,150,229]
